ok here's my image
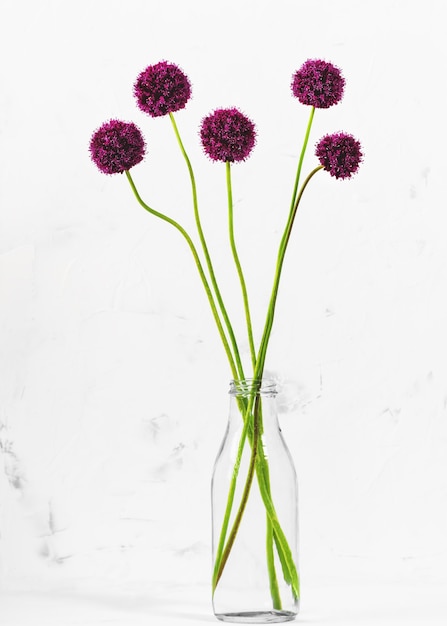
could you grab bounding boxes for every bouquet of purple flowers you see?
[89,58,363,612]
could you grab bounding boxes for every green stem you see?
[169,113,245,381]
[213,393,261,590]
[290,107,315,211]
[213,167,323,596]
[257,465,300,598]
[226,161,257,369]
[255,106,315,379]
[253,165,324,383]
[266,514,282,609]
[212,157,262,572]
[212,397,251,589]
[125,170,239,381]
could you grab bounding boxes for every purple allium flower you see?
[89,120,146,175]
[200,108,256,163]
[315,132,363,179]
[291,59,345,109]
[134,61,191,117]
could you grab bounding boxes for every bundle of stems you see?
[124,107,321,607]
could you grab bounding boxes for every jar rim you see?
[229,378,278,397]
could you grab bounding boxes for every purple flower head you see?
[200,108,256,163]
[89,120,146,175]
[315,132,363,180]
[291,59,345,109]
[134,61,191,117]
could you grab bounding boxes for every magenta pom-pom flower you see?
[291,59,345,109]
[134,61,191,117]
[200,108,256,163]
[315,132,363,179]
[89,120,146,175]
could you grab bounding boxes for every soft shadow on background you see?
[1,0,446,623]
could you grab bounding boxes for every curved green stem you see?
[254,165,324,383]
[169,113,245,381]
[226,161,257,369]
[125,170,239,381]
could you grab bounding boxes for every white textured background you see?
[1,0,446,623]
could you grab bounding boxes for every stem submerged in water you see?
[213,393,261,590]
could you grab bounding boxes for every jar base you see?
[215,610,297,623]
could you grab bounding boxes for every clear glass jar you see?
[211,379,299,623]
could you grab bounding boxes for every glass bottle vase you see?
[211,379,299,623]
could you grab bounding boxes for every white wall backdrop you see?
[1,0,447,621]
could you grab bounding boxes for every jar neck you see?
[228,379,280,432]
[229,378,278,399]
